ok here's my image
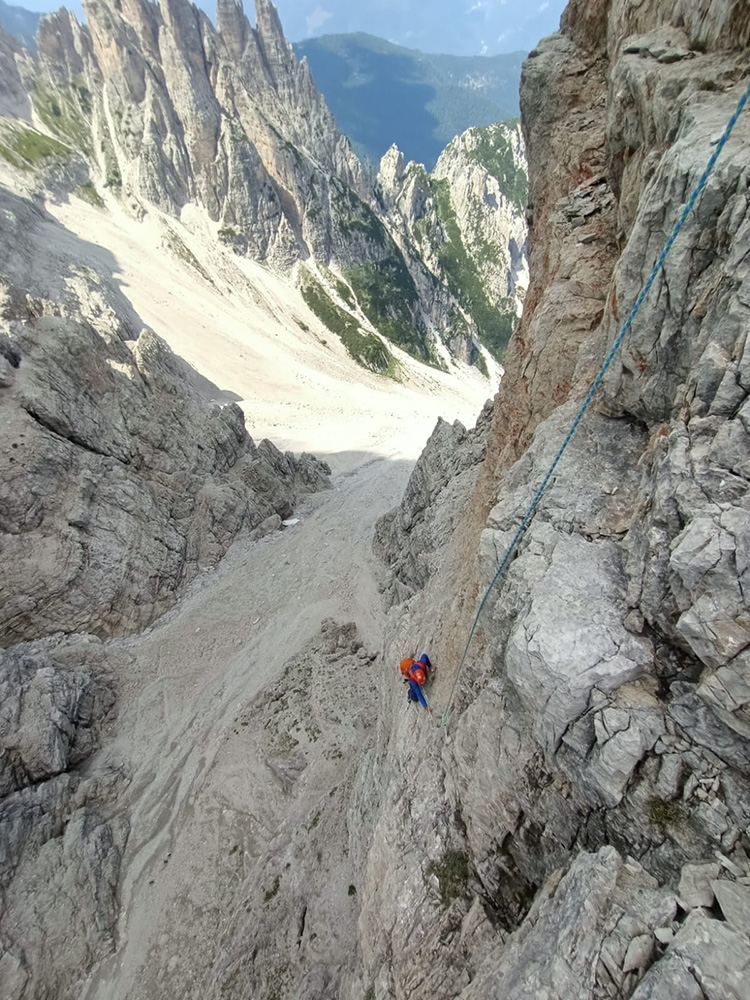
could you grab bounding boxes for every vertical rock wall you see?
[359,2,750,998]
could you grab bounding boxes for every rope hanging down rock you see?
[440,77,750,731]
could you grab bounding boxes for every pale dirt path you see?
[79,453,416,1000]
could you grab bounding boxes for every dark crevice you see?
[0,336,21,368]
[21,406,131,466]
[297,905,307,947]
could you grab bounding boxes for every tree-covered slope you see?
[294,32,524,169]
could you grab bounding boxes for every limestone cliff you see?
[377,121,528,365]
[5,1,750,999]
[351,1,750,997]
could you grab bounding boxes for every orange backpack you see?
[400,658,416,677]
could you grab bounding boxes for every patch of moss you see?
[475,351,489,378]
[74,182,104,208]
[348,884,357,896]
[648,798,684,829]
[4,126,70,165]
[299,267,393,375]
[426,850,472,908]
[263,875,281,903]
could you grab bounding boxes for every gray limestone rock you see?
[373,401,493,605]
[0,642,114,797]
[0,187,330,645]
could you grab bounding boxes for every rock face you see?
[0,184,330,647]
[377,122,529,363]
[356,1,750,997]
[0,167,331,999]
[0,24,29,119]
[0,636,127,1000]
[31,0,363,268]
[432,124,528,317]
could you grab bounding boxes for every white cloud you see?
[480,39,488,54]
[497,30,507,42]
[539,1,550,8]
[469,1,484,10]
[305,6,332,35]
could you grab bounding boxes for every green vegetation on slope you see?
[31,79,93,156]
[331,182,435,364]
[342,255,424,359]
[431,177,516,361]
[0,124,70,167]
[466,122,528,211]
[299,267,393,375]
[426,850,472,908]
[74,182,105,208]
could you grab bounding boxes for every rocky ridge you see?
[0,0,527,370]
[0,183,331,647]
[377,121,529,365]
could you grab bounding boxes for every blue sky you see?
[15,0,568,55]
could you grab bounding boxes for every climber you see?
[400,654,433,713]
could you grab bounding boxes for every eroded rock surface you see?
[0,185,330,645]
[358,1,750,998]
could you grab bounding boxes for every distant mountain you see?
[0,0,39,46]
[294,33,524,170]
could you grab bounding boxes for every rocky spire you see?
[216,0,247,60]
[252,0,292,87]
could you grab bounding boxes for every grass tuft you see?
[648,797,684,829]
[263,875,281,903]
[74,182,105,208]
[1,125,70,165]
[426,849,472,908]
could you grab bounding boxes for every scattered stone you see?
[678,862,720,909]
[623,934,653,973]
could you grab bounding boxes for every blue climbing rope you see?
[441,76,750,729]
